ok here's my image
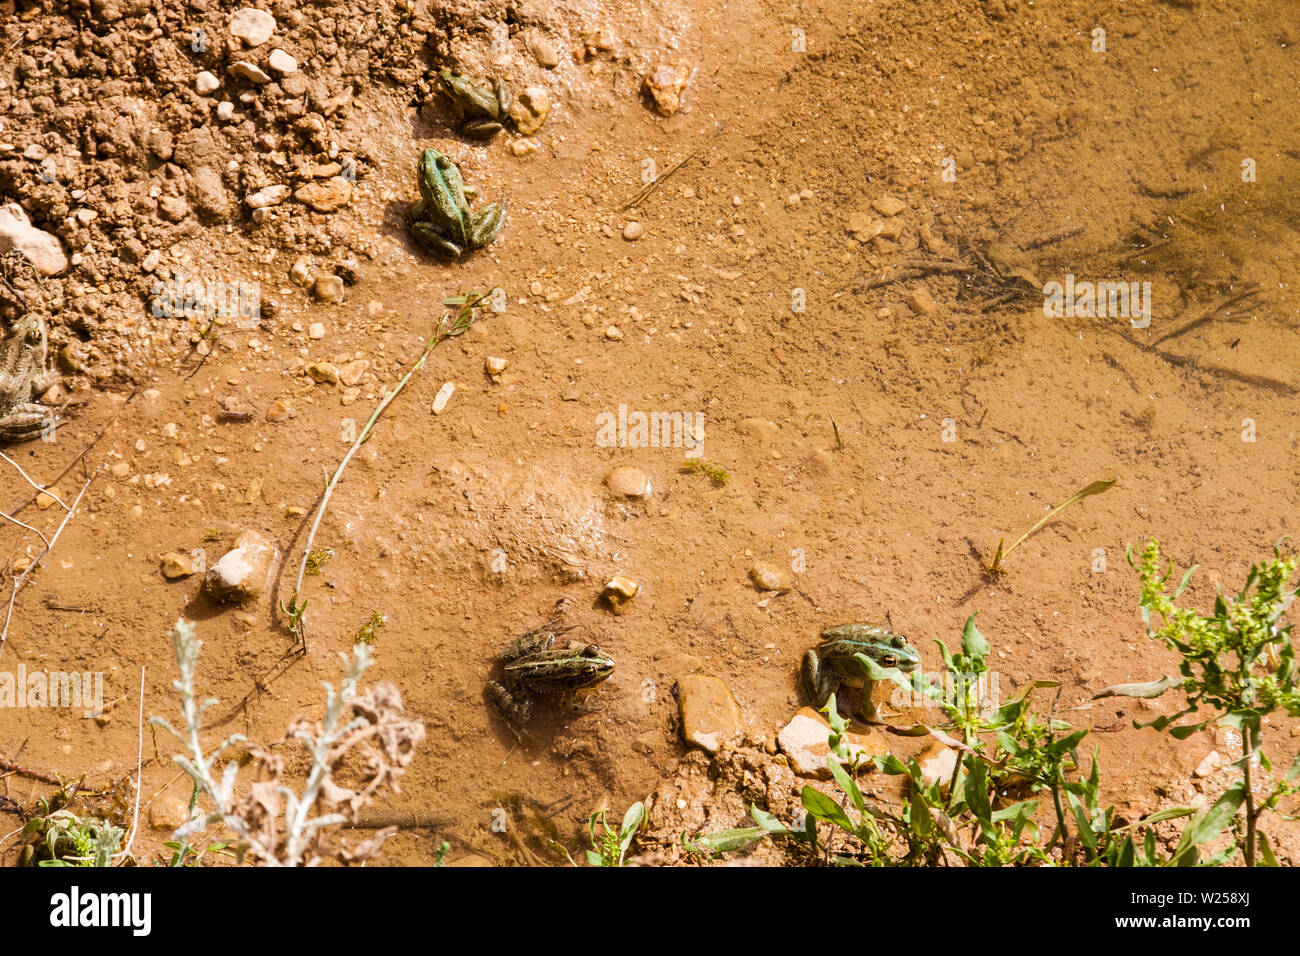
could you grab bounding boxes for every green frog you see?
[438,69,513,138]
[0,314,56,443]
[800,623,920,722]
[487,621,615,725]
[408,147,506,258]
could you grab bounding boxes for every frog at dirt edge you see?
[408,147,505,258]
[800,623,920,722]
[438,69,513,139]
[0,313,57,443]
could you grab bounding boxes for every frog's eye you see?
[891,635,905,648]
[880,656,897,667]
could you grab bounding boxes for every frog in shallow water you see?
[800,623,920,722]
[0,313,56,443]
[408,147,505,258]
[438,69,513,139]
[487,621,615,725]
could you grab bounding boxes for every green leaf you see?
[585,849,603,866]
[961,612,989,661]
[1174,782,1245,862]
[749,806,790,834]
[965,759,992,824]
[1091,675,1178,700]
[801,786,855,831]
[827,758,866,816]
[1169,722,1208,740]
[687,828,769,853]
[909,792,933,839]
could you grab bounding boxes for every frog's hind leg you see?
[469,202,506,248]
[487,681,533,726]
[461,119,504,139]
[800,649,837,709]
[410,222,465,258]
[0,404,55,443]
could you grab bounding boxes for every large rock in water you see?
[203,529,277,603]
[0,203,67,276]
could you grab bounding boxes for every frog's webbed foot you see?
[410,222,465,258]
[0,403,55,443]
[469,202,506,249]
[800,649,837,709]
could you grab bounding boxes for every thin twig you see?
[0,451,69,510]
[284,291,496,648]
[0,468,98,661]
[115,666,145,864]
[620,125,725,210]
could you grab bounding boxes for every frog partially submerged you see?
[438,69,513,139]
[800,623,920,722]
[0,313,57,443]
[408,147,506,258]
[487,621,615,725]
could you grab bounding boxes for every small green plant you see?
[162,839,234,867]
[681,457,730,485]
[987,477,1117,576]
[203,528,221,542]
[583,802,646,867]
[691,614,1204,867]
[304,548,334,575]
[20,805,123,867]
[1108,539,1300,866]
[354,611,386,645]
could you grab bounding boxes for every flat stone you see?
[265,399,292,422]
[228,60,272,84]
[294,178,352,212]
[778,708,890,777]
[289,256,313,287]
[160,551,197,580]
[1194,750,1223,778]
[750,560,792,593]
[312,274,344,303]
[245,184,290,209]
[678,674,742,753]
[872,195,906,217]
[148,792,190,831]
[509,85,551,135]
[338,359,368,386]
[605,465,651,499]
[267,48,298,75]
[195,70,220,95]
[202,529,277,604]
[431,381,455,415]
[917,741,958,788]
[531,36,561,68]
[601,575,640,614]
[0,203,67,275]
[229,7,276,46]
[643,63,691,116]
[307,362,339,384]
[485,356,508,376]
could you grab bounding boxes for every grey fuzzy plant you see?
[153,619,425,866]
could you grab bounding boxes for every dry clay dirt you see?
[1,0,1299,865]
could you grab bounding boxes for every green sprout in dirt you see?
[304,548,333,576]
[986,477,1117,576]
[19,797,123,868]
[354,612,386,645]
[1103,539,1300,866]
[582,802,646,867]
[203,528,222,542]
[681,457,730,485]
[283,287,499,649]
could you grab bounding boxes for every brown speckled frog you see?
[487,621,615,725]
[0,314,56,443]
